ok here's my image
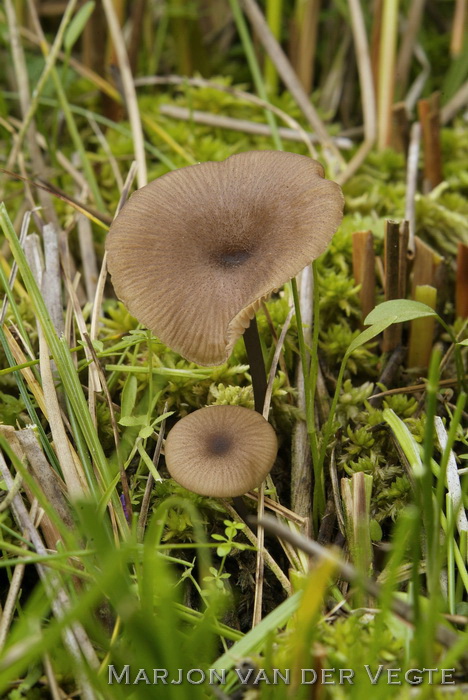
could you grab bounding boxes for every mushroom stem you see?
[243,317,268,414]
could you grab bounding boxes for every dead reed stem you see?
[291,267,313,528]
[377,0,398,150]
[405,122,421,256]
[456,243,468,318]
[418,92,443,192]
[411,236,442,295]
[352,230,376,322]
[398,220,410,298]
[408,285,437,368]
[290,0,320,93]
[392,102,410,155]
[383,220,402,352]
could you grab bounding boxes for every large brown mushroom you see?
[164,405,277,497]
[106,150,344,366]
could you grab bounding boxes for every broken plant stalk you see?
[383,220,402,352]
[408,285,437,368]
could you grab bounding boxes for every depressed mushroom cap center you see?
[207,432,233,456]
[210,246,253,269]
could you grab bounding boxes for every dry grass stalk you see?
[241,0,344,170]
[370,0,383,92]
[84,333,132,522]
[456,242,468,318]
[101,0,147,189]
[352,230,376,322]
[336,0,376,185]
[0,426,63,549]
[290,0,321,93]
[383,220,402,352]
[291,267,313,528]
[3,0,80,178]
[395,0,426,98]
[253,302,294,626]
[2,325,47,413]
[451,0,467,56]
[341,471,373,582]
[137,75,321,157]
[417,92,443,192]
[391,101,410,155]
[377,0,398,150]
[435,417,468,537]
[408,284,437,368]
[25,235,87,497]
[405,121,421,255]
[137,403,168,542]
[15,428,74,529]
[0,453,99,697]
[222,502,292,594]
[257,514,461,651]
[42,223,64,336]
[88,161,137,424]
[441,80,468,124]
[159,104,353,148]
[3,0,60,227]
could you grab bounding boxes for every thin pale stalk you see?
[377,0,399,150]
[291,276,323,527]
[102,0,147,188]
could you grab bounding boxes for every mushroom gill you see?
[106,150,344,366]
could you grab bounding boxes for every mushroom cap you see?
[164,405,277,497]
[106,150,344,366]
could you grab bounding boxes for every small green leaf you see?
[458,339,468,346]
[152,411,175,426]
[118,415,146,427]
[121,374,138,418]
[346,318,391,357]
[216,544,232,557]
[64,2,95,52]
[383,408,424,477]
[139,425,154,439]
[365,300,437,326]
[369,519,383,542]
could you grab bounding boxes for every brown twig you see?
[456,243,468,318]
[383,220,402,352]
[352,230,376,323]
[418,92,443,192]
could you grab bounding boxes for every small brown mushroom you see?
[164,405,277,497]
[106,150,343,366]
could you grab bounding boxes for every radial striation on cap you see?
[106,150,344,365]
[164,405,278,497]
